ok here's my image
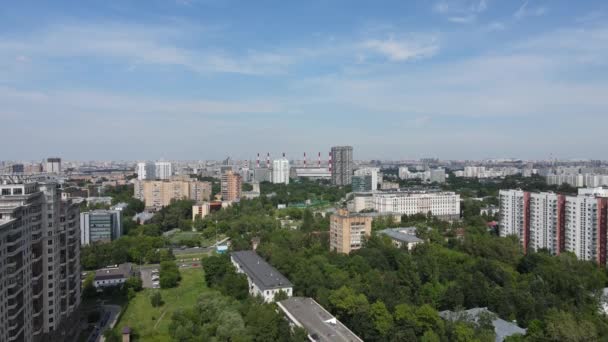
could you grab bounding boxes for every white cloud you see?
[514,1,547,20]
[434,0,487,24]
[362,35,439,61]
[486,21,507,31]
[0,22,294,75]
[449,15,476,24]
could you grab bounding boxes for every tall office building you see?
[136,162,156,180]
[352,175,373,192]
[330,146,353,186]
[354,167,378,190]
[0,179,80,342]
[155,162,173,180]
[80,210,122,245]
[45,158,62,174]
[221,170,242,202]
[133,178,212,209]
[499,189,607,265]
[330,209,372,254]
[272,158,290,185]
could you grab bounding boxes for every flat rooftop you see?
[95,263,133,281]
[278,297,363,342]
[231,251,292,290]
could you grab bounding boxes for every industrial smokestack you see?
[318,152,321,167]
[304,152,307,167]
[257,153,260,168]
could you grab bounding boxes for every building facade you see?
[499,188,608,265]
[330,146,353,186]
[352,175,372,192]
[329,209,372,254]
[80,210,122,245]
[154,162,172,180]
[45,158,62,174]
[272,158,290,185]
[133,178,212,209]
[0,180,80,342]
[136,162,156,180]
[372,190,461,220]
[354,167,379,190]
[221,170,242,202]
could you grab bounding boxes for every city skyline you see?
[2,0,608,160]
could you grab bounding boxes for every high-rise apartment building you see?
[0,179,80,342]
[221,170,242,202]
[330,209,372,254]
[155,162,173,180]
[330,146,353,186]
[45,158,62,174]
[133,178,212,209]
[136,162,156,180]
[272,158,290,185]
[80,210,122,245]
[499,189,607,265]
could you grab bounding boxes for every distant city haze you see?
[2,0,608,160]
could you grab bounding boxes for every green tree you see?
[150,291,164,307]
[370,301,394,336]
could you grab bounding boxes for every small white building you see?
[94,263,134,288]
[231,251,293,303]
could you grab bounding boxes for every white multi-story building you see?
[354,167,379,190]
[45,157,62,173]
[430,168,446,184]
[499,188,608,265]
[0,179,81,341]
[272,158,290,185]
[231,250,293,303]
[498,190,527,239]
[155,161,173,180]
[136,162,156,180]
[373,190,460,220]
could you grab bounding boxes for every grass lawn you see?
[115,267,207,341]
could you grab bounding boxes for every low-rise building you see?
[94,264,135,288]
[378,227,424,250]
[439,308,526,342]
[278,297,363,342]
[230,250,293,302]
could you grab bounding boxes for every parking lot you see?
[140,268,160,289]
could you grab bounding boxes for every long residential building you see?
[372,189,461,220]
[230,250,293,302]
[499,188,608,265]
[133,177,212,209]
[0,179,81,342]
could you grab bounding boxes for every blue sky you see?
[1,0,607,161]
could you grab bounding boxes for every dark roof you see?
[378,228,423,244]
[439,307,526,342]
[278,297,363,342]
[94,263,133,281]
[231,251,292,290]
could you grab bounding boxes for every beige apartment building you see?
[133,177,211,209]
[221,170,242,202]
[0,179,81,342]
[330,209,372,254]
